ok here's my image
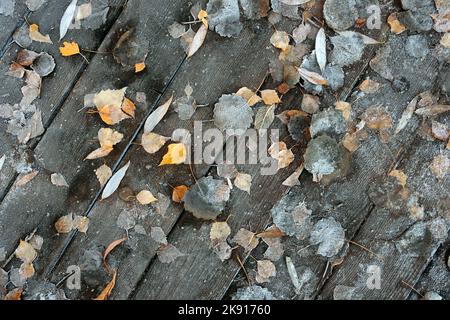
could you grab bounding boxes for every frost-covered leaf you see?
[271,197,312,239]
[0,155,5,172]
[301,94,320,114]
[210,221,231,243]
[336,31,381,45]
[206,0,242,37]
[144,96,173,133]
[431,121,449,141]
[136,190,157,205]
[430,154,449,180]
[174,95,197,120]
[141,132,169,154]
[101,161,130,200]
[233,228,259,251]
[292,22,311,44]
[415,105,450,117]
[315,28,326,73]
[213,94,253,135]
[151,227,168,245]
[51,173,69,187]
[95,164,112,187]
[157,244,184,263]
[358,78,381,93]
[309,217,345,257]
[184,176,230,220]
[335,101,352,121]
[60,0,78,40]
[360,106,392,130]
[234,172,252,194]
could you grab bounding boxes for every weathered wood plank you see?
[0,0,126,200]
[49,16,288,300]
[0,0,28,56]
[0,0,188,286]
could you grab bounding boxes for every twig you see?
[347,239,383,260]
[236,254,251,286]
[401,279,424,298]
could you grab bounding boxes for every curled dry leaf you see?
[141,132,169,154]
[298,67,328,86]
[103,237,128,265]
[143,96,173,133]
[101,161,131,200]
[172,185,188,203]
[19,262,35,279]
[270,31,290,51]
[136,190,158,205]
[94,88,130,125]
[233,228,259,251]
[260,90,281,105]
[55,213,73,233]
[187,23,208,58]
[134,62,146,73]
[29,24,52,44]
[95,164,112,187]
[121,97,136,118]
[234,172,252,194]
[74,215,90,233]
[395,96,418,134]
[159,143,187,165]
[94,270,117,300]
[15,240,37,264]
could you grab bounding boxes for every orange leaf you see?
[103,237,127,265]
[134,62,146,73]
[121,97,136,118]
[159,143,187,165]
[172,185,188,203]
[4,288,23,300]
[94,270,117,300]
[59,41,80,56]
[256,227,285,239]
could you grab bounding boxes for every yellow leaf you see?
[94,88,130,125]
[387,13,407,34]
[172,185,188,203]
[98,105,130,125]
[159,143,187,165]
[134,62,146,73]
[389,169,408,187]
[198,9,208,26]
[85,146,113,160]
[236,87,262,107]
[59,41,80,56]
[94,270,117,300]
[136,190,158,205]
[141,132,169,154]
[121,97,136,118]
[270,31,290,51]
[29,23,53,44]
[260,89,281,105]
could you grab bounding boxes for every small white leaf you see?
[51,173,69,187]
[101,161,130,200]
[143,96,173,133]
[0,155,5,172]
[315,28,326,73]
[336,31,380,45]
[59,0,77,40]
[286,256,301,294]
[187,23,208,58]
[279,0,312,5]
[395,96,418,134]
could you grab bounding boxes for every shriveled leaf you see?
[260,90,281,105]
[55,213,73,234]
[101,161,131,200]
[103,238,127,263]
[143,96,173,133]
[269,142,294,169]
[29,24,52,44]
[141,132,169,154]
[388,13,407,34]
[298,67,328,85]
[233,228,259,251]
[51,173,68,187]
[159,143,186,165]
[60,0,77,40]
[315,28,326,73]
[236,87,261,107]
[94,270,117,300]
[234,172,252,194]
[187,23,208,58]
[395,96,418,134]
[95,164,112,187]
[270,31,290,51]
[121,97,136,118]
[134,62,146,73]
[15,171,38,187]
[172,185,188,203]
[136,190,158,205]
[15,240,37,264]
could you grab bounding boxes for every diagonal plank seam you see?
[0,11,31,59]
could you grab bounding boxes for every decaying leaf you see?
[358,78,381,93]
[282,164,304,187]
[4,288,23,300]
[298,67,328,86]
[236,87,262,107]
[233,228,259,251]
[95,164,112,187]
[159,143,187,165]
[157,244,184,263]
[141,132,170,154]
[315,28,326,73]
[210,221,231,243]
[172,185,188,203]
[431,121,449,141]
[15,171,39,187]
[50,173,69,187]
[260,90,281,105]
[388,13,407,34]
[94,270,117,300]
[60,0,78,40]
[150,227,168,245]
[29,24,52,44]
[269,142,294,170]
[270,31,290,51]
[19,262,35,279]
[187,23,208,58]
[136,190,158,205]
[389,169,408,187]
[74,215,90,233]
[256,260,276,283]
[59,41,80,56]
[234,172,252,194]
[360,106,392,130]
[143,96,173,133]
[101,161,131,200]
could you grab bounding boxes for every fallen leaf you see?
[360,106,392,130]
[236,87,261,107]
[395,96,418,134]
[415,105,450,117]
[254,105,276,130]
[85,128,123,160]
[198,9,208,26]
[234,172,252,194]
[270,31,290,51]
[19,262,35,280]
[101,161,131,200]
[29,24,52,44]
[7,61,25,78]
[335,101,352,121]
[59,41,80,56]
[55,213,73,233]
[315,28,326,73]
[172,185,188,203]
[157,244,184,263]
[440,33,450,47]
[256,260,276,283]
[143,96,173,133]
[276,110,308,124]
[94,270,117,300]
[292,22,311,44]
[389,169,407,187]
[74,2,92,21]
[134,62,146,73]
[85,146,113,160]
[168,22,187,38]
[95,164,112,187]
[187,23,208,58]
[257,226,285,239]
[336,31,381,45]
[309,217,345,257]
[430,154,449,180]
[282,164,304,187]
[103,238,127,264]
[279,0,311,4]
[141,132,170,154]
[388,13,407,34]
[17,49,39,66]
[285,256,301,294]
[431,121,449,141]
[60,0,77,40]
[4,288,23,300]
[298,67,328,85]
[358,78,381,93]
[269,142,294,169]
[260,90,281,105]
[94,88,130,125]
[121,97,136,118]
[301,94,320,114]
[136,190,158,205]
[50,173,69,187]
[0,155,5,172]
[15,171,38,187]
[150,227,168,245]
[74,215,89,233]
[159,143,187,165]
[233,228,259,251]
[210,221,231,243]
[15,240,37,264]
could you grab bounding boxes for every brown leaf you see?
[4,288,23,300]
[103,237,127,265]
[260,90,281,105]
[94,270,117,300]
[298,67,328,86]
[15,171,38,187]
[172,185,188,203]
[55,213,73,234]
[256,226,285,239]
[360,106,392,130]
[388,13,407,34]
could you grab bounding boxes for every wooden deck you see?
[0,0,448,300]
